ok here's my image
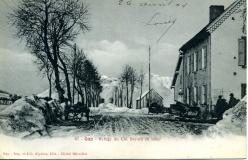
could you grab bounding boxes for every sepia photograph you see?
[0,0,246,159]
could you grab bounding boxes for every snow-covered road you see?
[47,113,213,138]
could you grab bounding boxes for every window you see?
[180,75,182,84]
[187,88,190,104]
[201,47,207,69]
[198,86,202,103]
[194,52,198,71]
[238,37,246,67]
[187,55,190,74]
[201,85,207,104]
[191,53,194,73]
[193,86,197,103]
[198,49,202,70]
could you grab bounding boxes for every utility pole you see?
[148,45,151,108]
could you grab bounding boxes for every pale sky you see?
[0,0,234,95]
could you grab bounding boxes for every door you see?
[241,83,246,98]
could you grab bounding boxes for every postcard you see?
[0,0,246,159]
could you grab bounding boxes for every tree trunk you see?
[120,83,123,107]
[48,78,52,98]
[57,49,72,104]
[53,64,65,102]
[130,87,134,108]
[126,81,129,108]
[130,79,134,108]
[64,70,72,103]
[47,70,53,99]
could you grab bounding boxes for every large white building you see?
[171,0,246,112]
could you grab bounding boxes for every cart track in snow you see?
[49,113,213,137]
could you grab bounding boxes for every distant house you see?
[171,0,246,112]
[136,89,163,109]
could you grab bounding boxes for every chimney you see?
[209,5,224,23]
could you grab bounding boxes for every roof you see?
[136,88,163,101]
[171,0,244,88]
[179,0,243,52]
[171,53,183,89]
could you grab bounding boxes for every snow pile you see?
[0,96,63,138]
[90,103,149,115]
[38,89,58,100]
[206,96,246,136]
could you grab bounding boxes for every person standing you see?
[228,93,239,109]
[215,95,228,120]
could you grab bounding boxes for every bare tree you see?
[34,54,53,98]
[10,0,90,102]
[120,64,137,108]
[129,67,137,108]
[121,65,131,108]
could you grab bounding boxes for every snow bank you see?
[0,96,63,138]
[206,96,246,136]
[38,89,58,100]
[90,103,148,115]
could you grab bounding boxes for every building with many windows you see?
[171,0,246,112]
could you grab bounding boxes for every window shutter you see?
[238,38,246,66]
[194,52,198,71]
[187,56,190,74]
[204,47,207,69]
[189,55,191,73]
[201,47,207,69]
[198,49,202,70]
[194,87,197,103]
[185,56,187,74]
[204,85,207,104]
[198,86,201,104]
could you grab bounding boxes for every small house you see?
[136,89,163,109]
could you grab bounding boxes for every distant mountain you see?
[100,74,173,107]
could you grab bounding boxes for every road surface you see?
[48,113,212,137]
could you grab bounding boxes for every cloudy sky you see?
[0,0,234,95]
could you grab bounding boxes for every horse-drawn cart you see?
[64,102,90,122]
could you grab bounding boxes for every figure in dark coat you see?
[228,93,239,109]
[215,95,228,120]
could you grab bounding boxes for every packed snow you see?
[206,96,246,136]
[90,103,149,115]
[0,96,63,138]
[0,97,46,137]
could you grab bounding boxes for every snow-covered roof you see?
[136,90,150,101]
[136,89,163,101]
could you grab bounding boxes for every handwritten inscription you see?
[145,12,176,26]
[145,12,177,42]
[118,0,188,8]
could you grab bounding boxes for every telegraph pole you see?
[148,45,151,108]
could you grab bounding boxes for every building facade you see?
[171,0,246,112]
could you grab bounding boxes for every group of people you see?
[215,93,239,120]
